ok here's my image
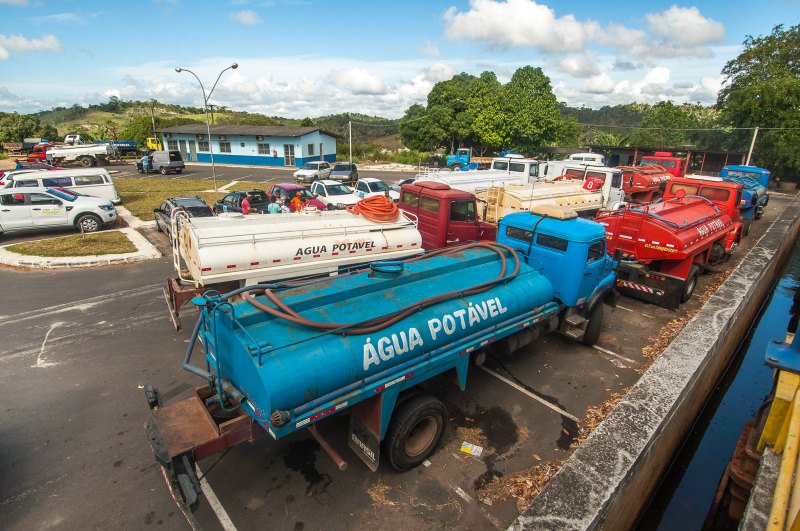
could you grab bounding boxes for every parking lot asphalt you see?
[109,161,416,185]
[0,193,792,530]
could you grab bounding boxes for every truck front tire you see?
[80,156,93,168]
[451,163,461,171]
[581,303,604,346]
[383,394,447,471]
[160,167,168,175]
[76,214,101,233]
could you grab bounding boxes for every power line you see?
[578,123,800,131]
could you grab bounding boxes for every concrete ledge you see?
[116,205,156,229]
[0,228,161,268]
[512,193,800,530]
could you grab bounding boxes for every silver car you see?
[294,161,331,183]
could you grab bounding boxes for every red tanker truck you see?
[595,194,740,309]
[617,165,672,203]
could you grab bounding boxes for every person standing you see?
[241,194,252,215]
[281,198,292,213]
[291,191,309,211]
[267,196,281,214]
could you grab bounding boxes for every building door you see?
[188,141,196,161]
[178,140,188,161]
[283,144,295,166]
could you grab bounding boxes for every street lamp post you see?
[175,63,238,191]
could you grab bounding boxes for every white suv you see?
[0,187,117,235]
[294,161,331,184]
[309,180,361,210]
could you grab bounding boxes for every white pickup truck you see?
[164,208,424,329]
[46,143,117,167]
[0,186,117,235]
[415,156,545,194]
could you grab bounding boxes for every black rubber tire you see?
[160,167,168,175]
[383,394,447,471]
[451,163,461,171]
[75,214,102,233]
[581,303,604,346]
[681,265,700,303]
[175,169,183,174]
[742,219,751,237]
[154,216,162,232]
[80,156,92,168]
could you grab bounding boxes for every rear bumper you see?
[615,264,684,310]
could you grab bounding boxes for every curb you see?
[0,228,161,269]
[116,205,156,229]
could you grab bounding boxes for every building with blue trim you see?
[156,124,337,167]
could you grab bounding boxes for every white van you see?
[0,186,117,234]
[5,168,121,203]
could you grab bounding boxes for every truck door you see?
[30,192,68,226]
[579,239,607,304]
[0,192,33,230]
[446,199,480,245]
[603,171,625,208]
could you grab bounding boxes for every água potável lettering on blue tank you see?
[362,297,509,371]
[295,240,375,257]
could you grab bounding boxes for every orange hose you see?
[347,195,399,222]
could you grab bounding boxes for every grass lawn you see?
[7,230,137,257]
[116,177,229,219]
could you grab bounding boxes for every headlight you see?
[99,204,114,211]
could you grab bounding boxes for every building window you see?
[198,141,209,152]
[258,143,270,155]
[219,141,231,153]
[167,140,178,151]
[307,143,315,156]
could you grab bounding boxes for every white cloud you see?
[646,5,724,48]
[643,66,670,85]
[419,41,441,60]
[443,0,592,53]
[559,54,600,78]
[327,67,386,95]
[580,73,615,94]
[0,34,60,60]
[230,10,261,25]
[424,61,456,82]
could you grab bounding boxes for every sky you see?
[1,0,798,119]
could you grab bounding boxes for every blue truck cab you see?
[496,206,617,345]
[720,165,769,221]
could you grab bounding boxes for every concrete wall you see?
[161,132,336,167]
[511,193,800,530]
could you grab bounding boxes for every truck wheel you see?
[383,394,447,471]
[76,214,101,233]
[681,265,700,303]
[160,167,168,175]
[581,303,604,346]
[80,156,92,167]
[742,219,751,237]
[451,163,461,171]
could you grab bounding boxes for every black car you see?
[328,163,358,184]
[214,190,270,214]
[153,196,214,239]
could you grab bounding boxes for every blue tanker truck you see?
[144,207,617,510]
[720,165,769,235]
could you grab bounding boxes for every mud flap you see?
[348,394,383,471]
[615,265,683,310]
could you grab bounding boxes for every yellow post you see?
[768,389,800,529]
[761,372,800,452]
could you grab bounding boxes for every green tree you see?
[631,101,698,148]
[426,72,476,152]
[717,24,800,179]
[503,66,562,152]
[466,71,508,152]
[398,104,438,152]
[300,117,315,126]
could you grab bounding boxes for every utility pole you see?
[348,119,352,164]
[746,127,759,166]
[149,101,158,150]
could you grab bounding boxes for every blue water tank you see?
[200,247,556,425]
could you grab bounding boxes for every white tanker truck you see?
[165,209,424,329]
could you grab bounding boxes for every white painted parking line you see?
[195,464,237,531]
[616,304,654,319]
[478,366,579,422]
[615,304,634,312]
[592,345,637,365]
[453,486,473,503]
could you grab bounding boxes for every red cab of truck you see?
[27,142,52,162]
[596,195,739,309]
[640,151,687,178]
[399,181,496,249]
[617,165,671,203]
